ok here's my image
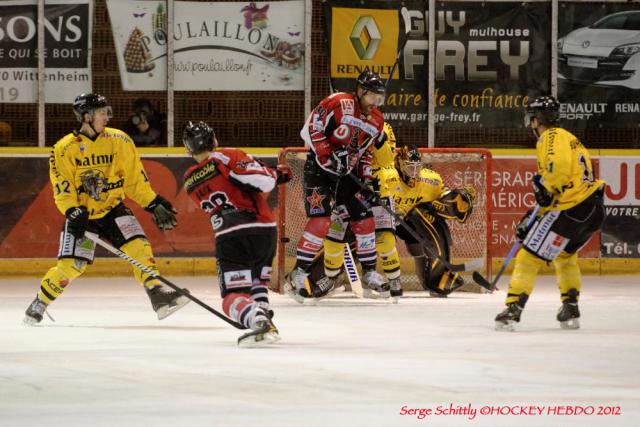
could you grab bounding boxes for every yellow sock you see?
[323,239,345,277]
[39,258,87,304]
[120,238,160,288]
[376,231,400,279]
[505,249,546,304]
[554,251,581,301]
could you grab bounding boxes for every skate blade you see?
[362,289,391,299]
[237,330,281,348]
[23,316,41,326]
[559,319,580,329]
[495,320,517,332]
[392,297,400,304]
[156,295,191,320]
[283,281,306,304]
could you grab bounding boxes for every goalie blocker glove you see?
[145,195,178,230]
[275,164,293,184]
[532,174,553,207]
[65,206,89,239]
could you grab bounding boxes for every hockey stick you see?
[84,232,245,330]
[385,7,412,88]
[347,173,485,276]
[472,205,541,291]
[343,242,364,298]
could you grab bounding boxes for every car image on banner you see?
[558,10,640,90]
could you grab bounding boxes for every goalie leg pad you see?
[38,258,87,304]
[120,238,161,288]
[505,249,546,304]
[553,251,581,300]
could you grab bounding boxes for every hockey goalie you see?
[307,123,476,300]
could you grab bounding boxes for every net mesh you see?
[275,148,493,293]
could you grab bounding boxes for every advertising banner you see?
[434,2,550,129]
[106,0,304,91]
[323,0,428,126]
[599,158,640,257]
[558,3,640,129]
[0,0,92,103]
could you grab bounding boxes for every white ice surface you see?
[1,276,639,427]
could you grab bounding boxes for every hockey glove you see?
[65,206,89,239]
[515,208,535,242]
[329,148,350,176]
[145,195,178,231]
[275,164,292,184]
[532,174,553,207]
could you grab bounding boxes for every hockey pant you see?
[296,157,375,272]
[38,204,159,305]
[216,229,276,328]
[506,187,605,305]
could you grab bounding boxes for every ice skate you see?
[24,297,49,325]
[557,289,580,329]
[361,270,390,299]
[238,308,280,347]
[145,284,190,320]
[495,303,524,331]
[389,278,403,303]
[283,267,311,304]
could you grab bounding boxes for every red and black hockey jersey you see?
[300,92,384,179]
[183,148,276,241]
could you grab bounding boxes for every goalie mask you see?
[524,96,560,138]
[73,93,112,123]
[183,121,216,155]
[397,145,422,184]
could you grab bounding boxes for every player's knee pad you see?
[120,238,160,287]
[351,217,375,235]
[323,238,345,276]
[39,258,87,303]
[377,231,400,279]
[553,251,581,297]
[506,249,546,303]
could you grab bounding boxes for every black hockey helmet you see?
[183,121,215,155]
[525,95,560,127]
[356,70,386,95]
[397,145,422,180]
[73,93,112,123]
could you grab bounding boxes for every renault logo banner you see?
[324,0,427,126]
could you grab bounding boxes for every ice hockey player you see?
[182,121,291,346]
[373,133,476,298]
[24,93,188,325]
[495,95,606,331]
[304,129,476,301]
[283,70,389,301]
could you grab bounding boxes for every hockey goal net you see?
[275,148,493,293]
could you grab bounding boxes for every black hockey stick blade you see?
[85,232,245,330]
[472,271,494,292]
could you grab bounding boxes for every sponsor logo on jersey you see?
[340,99,355,115]
[75,153,114,167]
[340,115,378,137]
[184,162,218,193]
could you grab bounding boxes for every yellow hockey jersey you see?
[49,127,157,219]
[536,127,605,211]
[371,122,397,171]
[378,167,447,217]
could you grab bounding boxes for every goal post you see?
[275,147,493,293]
